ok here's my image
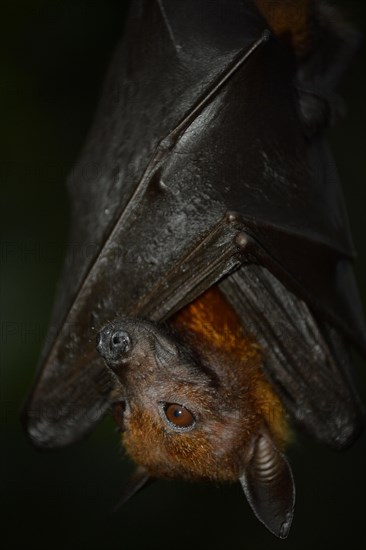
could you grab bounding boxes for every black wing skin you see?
[220,266,364,449]
[24,0,365,449]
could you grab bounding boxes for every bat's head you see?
[96,317,256,482]
[96,317,295,538]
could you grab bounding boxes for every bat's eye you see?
[164,403,195,429]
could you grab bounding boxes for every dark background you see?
[1,1,365,549]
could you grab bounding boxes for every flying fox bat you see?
[23,0,365,539]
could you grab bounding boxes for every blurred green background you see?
[1,1,365,549]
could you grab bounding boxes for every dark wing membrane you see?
[220,265,364,449]
[23,0,269,448]
[38,0,264,367]
[24,0,365,449]
[296,1,361,132]
[25,357,115,449]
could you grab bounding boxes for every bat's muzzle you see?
[96,325,132,365]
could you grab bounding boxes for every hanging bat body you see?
[23,0,365,540]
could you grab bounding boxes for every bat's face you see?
[96,318,260,482]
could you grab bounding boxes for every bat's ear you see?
[153,332,178,368]
[239,432,295,538]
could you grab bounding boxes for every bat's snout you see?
[96,325,132,365]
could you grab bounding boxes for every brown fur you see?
[254,0,313,55]
[171,287,288,447]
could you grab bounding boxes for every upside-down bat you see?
[23,0,365,540]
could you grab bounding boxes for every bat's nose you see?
[96,326,132,364]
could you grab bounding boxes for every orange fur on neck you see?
[171,287,288,447]
[254,0,313,55]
